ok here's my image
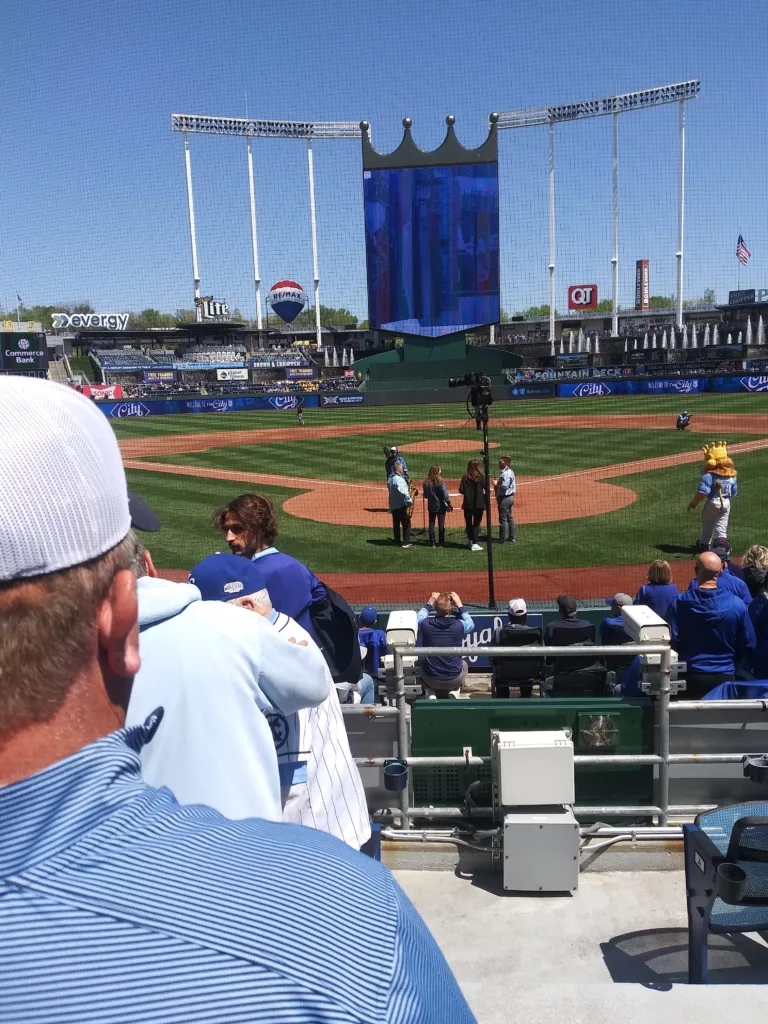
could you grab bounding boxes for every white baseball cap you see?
[508,598,527,615]
[0,377,134,581]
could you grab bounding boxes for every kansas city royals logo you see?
[741,376,768,392]
[266,712,290,749]
[673,379,697,393]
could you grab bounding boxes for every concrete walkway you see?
[394,869,768,1023]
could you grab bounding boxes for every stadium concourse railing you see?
[345,642,768,835]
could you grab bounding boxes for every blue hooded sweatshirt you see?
[688,568,752,607]
[672,585,756,675]
[126,577,330,822]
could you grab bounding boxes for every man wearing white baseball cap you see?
[0,377,475,1024]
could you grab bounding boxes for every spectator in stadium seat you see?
[127,542,329,823]
[634,560,679,626]
[213,493,327,636]
[712,540,746,581]
[742,545,768,598]
[543,595,594,643]
[357,605,386,704]
[0,376,475,1024]
[600,593,634,646]
[747,571,768,680]
[188,554,370,850]
[672,552,756,699]
[416,591,475,698]
[687,549,752,606]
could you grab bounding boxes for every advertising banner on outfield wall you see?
[713,376,768,393]
[558,381,630,397]
[143,370,177,383]
[285,366,316,379]
[320,393,365,407]
[98,395,320,418]
[508,384,554,399]
[637,378,708,395]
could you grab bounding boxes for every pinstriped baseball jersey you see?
[268,610,371,849]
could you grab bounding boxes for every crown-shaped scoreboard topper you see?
[360,114,499,171]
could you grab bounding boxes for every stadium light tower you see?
[171,115,362,348]
[496,80,700,339]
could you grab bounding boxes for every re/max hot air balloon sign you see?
[267,281,307,324]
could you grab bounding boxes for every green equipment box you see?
[410,698,654,819]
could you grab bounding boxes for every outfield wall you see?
[97,373,768,417]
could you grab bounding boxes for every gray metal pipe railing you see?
[370,641,768,832]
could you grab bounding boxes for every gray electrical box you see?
[503,808,580,892]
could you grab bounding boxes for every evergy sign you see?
[52,313,129,330]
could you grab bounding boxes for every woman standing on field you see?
[422,465,453,547]
[458,459,486,552]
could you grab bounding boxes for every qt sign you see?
[568,285,598,309]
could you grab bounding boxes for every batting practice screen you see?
[363,162,500,337]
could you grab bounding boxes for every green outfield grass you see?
[125,447,768,575]
[118,392,768,579]
[109,391,768,440]
[140,427,759,482]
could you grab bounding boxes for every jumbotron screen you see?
[363,162,499,338]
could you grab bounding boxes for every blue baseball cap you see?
[189,552,267,602]
[359,605,378,625]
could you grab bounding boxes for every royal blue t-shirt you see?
[249,548,327,638]
[672,587,756,674]
[634,582,679,625]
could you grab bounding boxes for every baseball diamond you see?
[113,393,768,604]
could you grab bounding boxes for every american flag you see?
[737,235,751,266]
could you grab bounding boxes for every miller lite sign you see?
[568,284,598,309]
[195,296,230,322]
[635,260,650,310]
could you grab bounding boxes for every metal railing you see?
[351,642,768,831]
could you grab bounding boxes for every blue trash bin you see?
[383,758,408,792]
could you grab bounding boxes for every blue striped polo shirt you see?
[0,720,475,1024]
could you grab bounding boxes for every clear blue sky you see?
[1,0,766,320]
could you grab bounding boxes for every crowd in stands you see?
[120,374,361,400]
[185,344,246,364]
[0,377,475,1022]
[478,547,768,702]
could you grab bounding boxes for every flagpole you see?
[16,296,20,326]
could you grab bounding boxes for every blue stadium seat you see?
[684,801,768,983]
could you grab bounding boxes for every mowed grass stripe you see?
[125,447,768,576]
[110,392,768,440]
[137,428,759,483]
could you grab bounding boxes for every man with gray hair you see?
[0,377,476,1024]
